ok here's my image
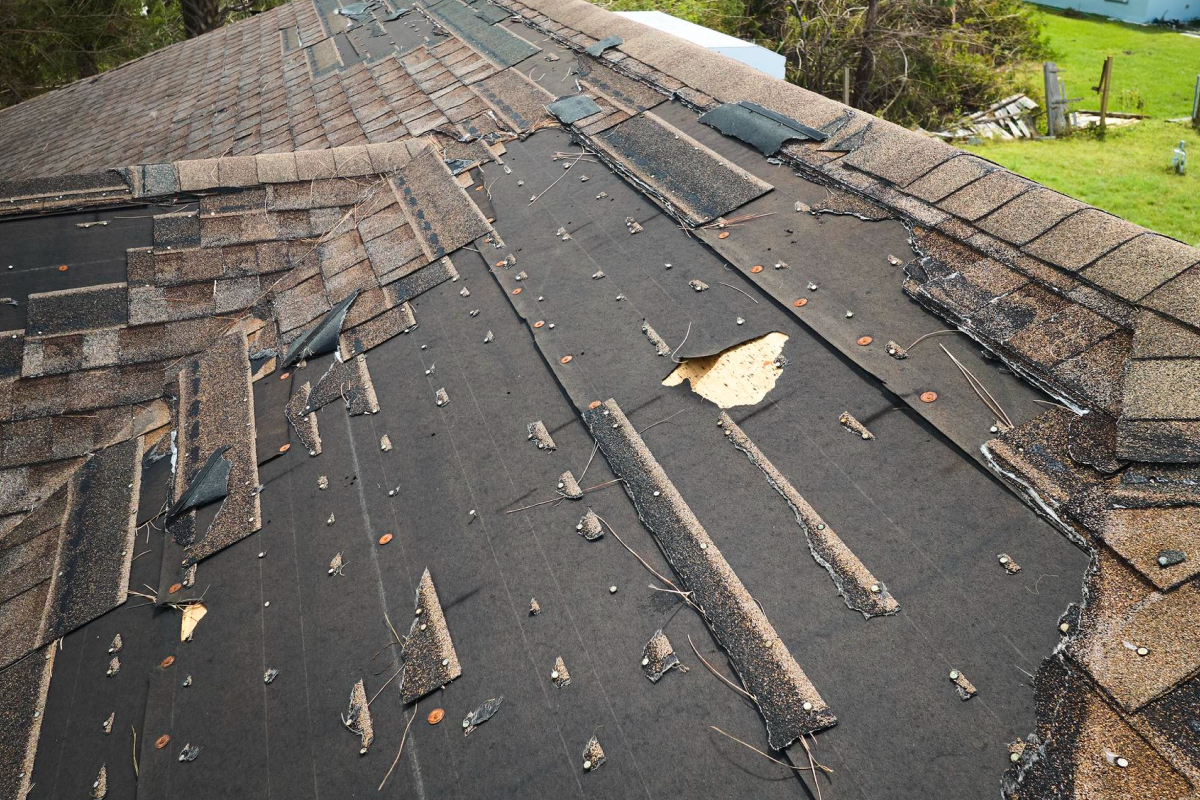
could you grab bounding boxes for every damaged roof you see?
[0,1,1198,799]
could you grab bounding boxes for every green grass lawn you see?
[961,8,1200,243]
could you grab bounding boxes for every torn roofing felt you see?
[283,289,360,366]
[166,446,232,519]
[698,101,829,157]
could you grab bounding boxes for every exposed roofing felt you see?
[0,1,1199,799]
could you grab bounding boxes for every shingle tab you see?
[1025,208,1143,272]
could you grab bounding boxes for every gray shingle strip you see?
[719,412,898,619]
[591,111,773,225]
[574,53,666,113]
[24,283,129,337]
[697,102,826,157]
[547,94,602,124]
[471,67,555,131]
[583,399,836,748]
[423,0,540,67]
[43,436,142,639]
[1117,419,1200,463]
[1025,208,1144,273]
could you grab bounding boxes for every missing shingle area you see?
[662,332,788,409]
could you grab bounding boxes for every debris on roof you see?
[698,100,827,156]
[400,568,462,703]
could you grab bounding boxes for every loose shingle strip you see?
[285,382,322,456]
[0,645,54,800]
[400,568,462,703]
[718,412,897,619]
[583,399,836,747]
[305,354,380,416]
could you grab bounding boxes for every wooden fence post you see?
[1098,56,1113,135]
[1044,62,1067,136]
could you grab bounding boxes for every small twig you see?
[716,281,759,304]
[1025,573,1059,595]
[132,726,139,777]
[130,549,152,562]
[384,612,402,647]
[708,725,828,774]
[670,322,693,364]
[940,344,1013,429]
[638,409,686,435]
[903,329,958,351]
[687,636,755,701]
[649,584,693,601]
[577,441,600,483]
[368,663,404,706]
[378,704,419,791]
[1032,398,1073,411]
[529,151,587,205]
[127,590,157,602]
[504,493,568,514]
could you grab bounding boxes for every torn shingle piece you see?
[282,288,360,366]
[720,412,897,619]
[585,35,622,57]
[641,319,671,356]
[557,470,583,499]
[838,412,874,440]
[949,669,976,700]
[166,446,232,519]
[584,400,836,747]
[526,420,556,451]
[1114,462,1200,509]
[1025,209,1144,273]
[305,354,379,416]
[697,101,826,157]
[548,94,603,125]
[462,696,503,736]
[577,508,602,540]
[1050,331,1130,418]
[401,568,462,703]
[642,629,683,682]
[344,678,373,754]
[471,68,554,131]
[285,382,322,456]
[591,112,773,226]
[551,656,570,687]
[1066,411,1124,475]
[581,734,606,771]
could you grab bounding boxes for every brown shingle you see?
[1081,233,1200,302]
[1121,359,1200,420]
[976,187,1086,245]
[1025,209,1143,272]
[903,154,994,203]
[1142,264,1200,329]
[937,170,1034,222]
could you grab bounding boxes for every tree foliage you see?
[599,0,1048,128]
